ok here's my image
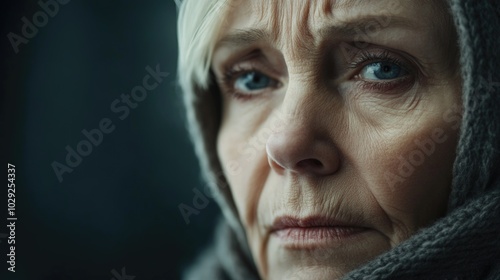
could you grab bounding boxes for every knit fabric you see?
[343,186,500,279]
[180,0,500,279]
[184,217,260,280]
[448,0,500,210]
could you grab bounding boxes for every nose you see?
[266,124,341,176]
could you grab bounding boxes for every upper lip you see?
[270,215,362,232]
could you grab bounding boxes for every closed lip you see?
[270,215,362,232]
[269,215,369,248]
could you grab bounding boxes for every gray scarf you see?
[181,0,500,279]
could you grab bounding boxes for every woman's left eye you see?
[234,71,274,92]
[359,62,407,81]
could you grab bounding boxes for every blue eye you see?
[235,71,273,92]
[360,62,406,80]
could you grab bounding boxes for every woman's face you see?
[212,0,461,279]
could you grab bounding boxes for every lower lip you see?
[272,227,368,249]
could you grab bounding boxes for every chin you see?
[268,265,349,280]
[261,230,390,280]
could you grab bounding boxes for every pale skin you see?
[211,0,461,279]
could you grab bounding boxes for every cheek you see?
[217,122,269,228]
[359,119,458,238]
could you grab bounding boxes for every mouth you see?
[270,215,370,249]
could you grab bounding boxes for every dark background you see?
[1,1,220,279]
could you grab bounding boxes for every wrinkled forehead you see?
[217,0,450,51]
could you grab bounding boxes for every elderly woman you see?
[177,0,500,279]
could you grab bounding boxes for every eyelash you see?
[348,50,403,69]
[219,50,415,100]
[220,64,279,100]
[347,50,415,92]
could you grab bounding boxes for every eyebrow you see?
[319,15,419,38]
[217,28,269,48]
[215,15,420,49]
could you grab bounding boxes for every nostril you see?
[296,159,323,169]
[266,130,340,176]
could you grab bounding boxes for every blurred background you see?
[1,1,221,279]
